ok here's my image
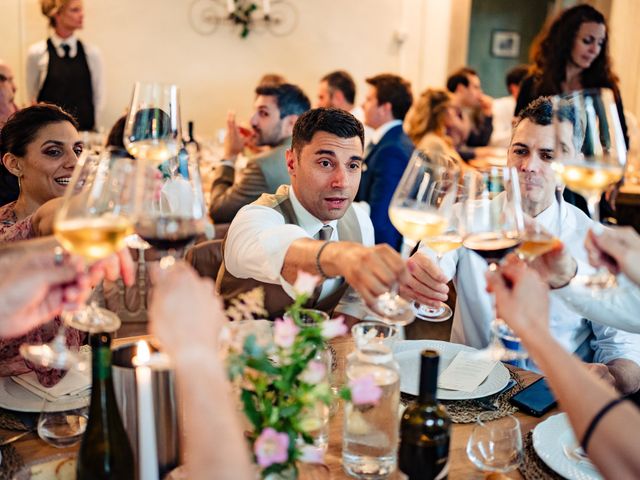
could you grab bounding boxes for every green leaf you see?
[241,389,261,430]
[280,404,301,418]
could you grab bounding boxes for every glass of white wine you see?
[552,88,627,290]
[385,150,460,325]
[123,82,182,166]
[20,152,136,370]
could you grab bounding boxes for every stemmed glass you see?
[552,88,627,290]
[20,152,136,370]
[133,151,207,268]
[461,167,526,362]
[466,412,523,474]
[123,81,182,166]
[384,151,460,325]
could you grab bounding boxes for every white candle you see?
[135,341,159,480]
[227,0,235,13]
[263,0,271,15]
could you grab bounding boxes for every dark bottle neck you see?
[90,332,113,382]
[418,350,439,403]
[187,121,195,142]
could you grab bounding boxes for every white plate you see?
[533,413,603,480]
[0,377,89,413]
[394,340,510,400]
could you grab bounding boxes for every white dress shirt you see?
[370,119,403,146]
[420,196,640,368]
[224,185,375,301]
[26,33,105,125]
[489,95,516,148]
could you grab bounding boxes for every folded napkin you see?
[12,368,90,402]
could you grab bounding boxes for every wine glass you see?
[123,82,182,167]
[466,412,523,474]
[461,167,526,362]
[385,150,460,325]
[38,396,89,448]
[552,88,627,289]
[133,150,207,268]
[20,152,136,370]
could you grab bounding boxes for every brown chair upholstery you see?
[185,239,224,281]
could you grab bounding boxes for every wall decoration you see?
[189,0,298,38]
[490,30,521,58]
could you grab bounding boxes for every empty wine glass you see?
[466,412,523,474]
[123,82,182,166]
[386,151,460,325]
[38,396,89,448]
[20,152,136,370]
[552,88,627,290]
[461,167,526,362]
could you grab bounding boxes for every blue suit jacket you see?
[355,124,414,251]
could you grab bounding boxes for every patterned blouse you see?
[0,201,85,386]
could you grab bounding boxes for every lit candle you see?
[134,341,159,480]
[263,0,271,15]
[227,0,235,13]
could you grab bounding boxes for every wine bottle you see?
[77,333,135,480]
[186,121,200,152]
[398,349,451,480]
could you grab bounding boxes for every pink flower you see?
[349,374,382,406]
[274,316,300,349]
[299,360,327,384]
[293,271,321,296]
[320,315,348,339]
[254,427,290,468]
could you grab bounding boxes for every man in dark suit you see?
[356,74,414,251]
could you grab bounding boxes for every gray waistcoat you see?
[217,185,363,319]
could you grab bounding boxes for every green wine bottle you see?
[77,333,135,480]
[398,349,451,480]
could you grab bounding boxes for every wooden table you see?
[4,334,558,479]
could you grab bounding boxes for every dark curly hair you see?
[292,108,364,156]
[529,5,619,94]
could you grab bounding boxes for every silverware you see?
[562,444,599,472]
[472,379,518,411]
[0,430,31,446]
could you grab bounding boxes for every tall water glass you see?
[342,344,400,478]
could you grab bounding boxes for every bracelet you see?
[315,241,334,278]
[581,396,628,453]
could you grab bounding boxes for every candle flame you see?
[137,340,151,364]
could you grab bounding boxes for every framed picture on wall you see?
[490,30,521,58]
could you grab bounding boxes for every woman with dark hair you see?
[0,103,82,242]
[516,4,626,138]
[515,4,626,215]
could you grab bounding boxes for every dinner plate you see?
[533,413,603,480]
[12,453,76,480]
[394,340,510,400]
[532,413,603,480]
[0,377,89,413]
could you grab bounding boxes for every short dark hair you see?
[505,65,529,90]
[446,67,478,93]
[514,96,583,150]
[365,74,413,120]
[321,70,356,105]
[292,108,365,155]
[255,83,311,119]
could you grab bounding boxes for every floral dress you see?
[0,201,85,386]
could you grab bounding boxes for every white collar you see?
[371,119,402,145]
[288,186,338,238]
[51,33,77,48]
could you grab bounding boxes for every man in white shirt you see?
[401,97,640,394]
[218,108,408,318]
[26,0,104,131]
[489,65,529,148]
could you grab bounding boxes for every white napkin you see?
[12,369,90,402]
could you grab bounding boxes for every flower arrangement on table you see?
[225,271,383,478]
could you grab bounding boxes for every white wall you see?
[1,0,445,136]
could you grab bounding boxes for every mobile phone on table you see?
[509,377,556,417]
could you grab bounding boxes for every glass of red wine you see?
[134,156,206,268]
[461,167,526,362]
